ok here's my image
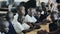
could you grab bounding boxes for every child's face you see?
[28,8,36,16]
[18,6,25,15]
[37,11,40,17]
[3,21,9,33]
[31,8,36,16]
[9,12,14,18]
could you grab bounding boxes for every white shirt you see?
[0,32,5,34]
[53,13,58,20]
[12,13,30,34]
[41,11,44,15]
[12,13,24,34]
[25,14,37,23]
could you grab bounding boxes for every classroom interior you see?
[0,0,60,34]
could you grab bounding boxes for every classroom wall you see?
[0,0,56,2]
[0,0,56,6]
[36,0,56,6]
[14,0,29,2]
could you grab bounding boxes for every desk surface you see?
[26,15,51,34]
[26,23,50,34]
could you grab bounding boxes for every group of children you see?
[0,0,59,34]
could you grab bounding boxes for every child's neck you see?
[29,14,32,17]
[10,18,13,22]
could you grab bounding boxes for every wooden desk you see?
[26,15,51,34]
[26,23,50,34]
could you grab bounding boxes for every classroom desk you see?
[26,15,51,34]
[26,23,50,34]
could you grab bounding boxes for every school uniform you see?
[25,14,37,23]
[40,11,48,22]
[0,32,5,34]
[49,12,58,32]
[12,13,30,34]
[49,23,57,32]
[34,16,41,23]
